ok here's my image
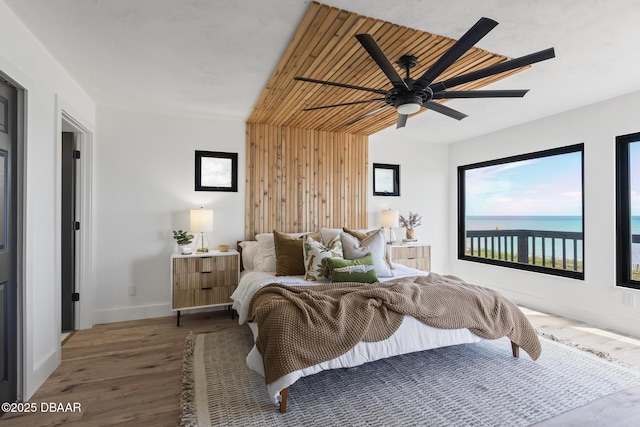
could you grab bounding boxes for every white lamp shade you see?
[190,208,213,232]
[381,209,400,228]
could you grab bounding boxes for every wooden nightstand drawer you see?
[170,251,239,325]
[387,244,431,272]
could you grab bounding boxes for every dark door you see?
[0,79,18,404]
[61,132,76,332]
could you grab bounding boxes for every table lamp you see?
[381,209,399,244]
[190,207,213,253]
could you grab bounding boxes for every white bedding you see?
[230,263,483,403]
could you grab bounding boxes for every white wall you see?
[449,90,640,339]
[93,106,245,323]
[93,110,452,321]
[369,134,450,273]
[0,0,96,399]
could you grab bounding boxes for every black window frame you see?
[615,132,640,290]
[194,150,238,192]
[457,143,585,280]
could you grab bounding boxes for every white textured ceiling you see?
[5,0,640,143]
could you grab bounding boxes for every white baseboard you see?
[497,288,640,340]
[92,303,229,325]
[26,348,59,400]
[92,303,172,325]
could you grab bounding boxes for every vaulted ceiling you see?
[248,2,526,135]
[5,0,640,143]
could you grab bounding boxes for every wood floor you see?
[2,307,640,426]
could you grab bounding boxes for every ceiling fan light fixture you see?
[396,102,421,115]
[395,96,422,115]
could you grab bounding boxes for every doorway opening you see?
[59,109,93,334]
[60,130,77,333]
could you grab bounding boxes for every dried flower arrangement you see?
[399,211,422,229]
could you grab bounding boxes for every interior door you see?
[61,132,76,332]
[0,79,17,404]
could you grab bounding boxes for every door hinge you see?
[72,293,80,302]
[74,221,80,231]
[73,150,81,159]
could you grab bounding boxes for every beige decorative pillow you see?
[343,227,394,270]
[341,229,392,277]
[303,236,343,281]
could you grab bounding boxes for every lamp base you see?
[387,228,397,244]
[195,232,209,253]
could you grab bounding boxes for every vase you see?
[406,228,415,240]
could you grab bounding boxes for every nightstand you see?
[387,243,431,272]
[171,250,239,326]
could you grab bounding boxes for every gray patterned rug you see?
[180,327,640,427]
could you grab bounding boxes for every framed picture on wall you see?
[195,150,238,192]
[373,163,400,196]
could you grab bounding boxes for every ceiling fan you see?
[294,17,555,129]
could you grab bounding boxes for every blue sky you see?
[465,151,583,216]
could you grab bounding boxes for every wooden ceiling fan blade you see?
[295,77,388,95]
[432,89,529,99]
[424,101,467,121]
[414,17,498,89]
[302,98,386,111]
[355,34,409,90]
[396,114,408,129]
[344,105,391,126]
[429,48,556,93]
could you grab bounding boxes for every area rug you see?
[180,327,640,427]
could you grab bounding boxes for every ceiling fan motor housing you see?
[295,18,555,128]
[395,94,423,114]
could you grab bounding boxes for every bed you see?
[231,228,541,412]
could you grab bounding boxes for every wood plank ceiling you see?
[247,2,528,136]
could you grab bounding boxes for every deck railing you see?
[465,229,584,271]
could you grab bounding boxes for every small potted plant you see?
[399,211,422,241]
[173,230,194,254]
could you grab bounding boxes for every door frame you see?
[0,70,25,402]
[56,97,94,331]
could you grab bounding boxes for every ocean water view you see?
[466,215,584,233]
[465,216,640,268]
[466,215,640,234]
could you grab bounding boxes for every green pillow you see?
[327,253,378,283]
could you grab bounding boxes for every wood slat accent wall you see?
[247,1,526,136]
[245,123,368,239]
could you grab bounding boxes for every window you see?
[616,132,640,290]
[458,144,584,279]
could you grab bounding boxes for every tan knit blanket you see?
[248,273,541,384]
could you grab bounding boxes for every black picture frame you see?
[195,150,238,192]
[373,163,400,196]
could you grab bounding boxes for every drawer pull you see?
[201,286,212,290]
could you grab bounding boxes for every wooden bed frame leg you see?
[279,388,288,413]
[511,341,520,358]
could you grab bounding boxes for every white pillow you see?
[303,236,343,281]
[254,233,276,272]
[341,229,392,277]
[239,241,258,271]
